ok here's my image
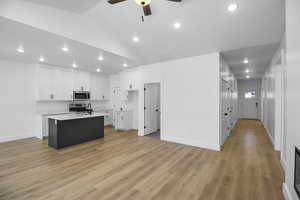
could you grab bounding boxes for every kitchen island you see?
[47,113,107,149]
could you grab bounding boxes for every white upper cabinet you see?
[73,71,90,91]
[38,67,73,101]
[60,69,74,100]
[90,74,110,101]
[121,70,140,91]
[90,73,100,100]
[100,76,110,100]
[38,67,55,100]
[37,66,109,101]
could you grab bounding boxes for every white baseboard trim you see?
[0,135,34,143]
[263,125,275,148]
[283,183,293,200]
[268,131,275,147]
[162,136,220,151]
[281,159,287,173]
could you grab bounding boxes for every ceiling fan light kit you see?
[108,0,182,18]
[134,0,151,6]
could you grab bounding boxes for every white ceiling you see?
[0,0,285,73]
[0,17,132,74]
[86,0,285,65]
[24,0,103,14]
[221,43,280,80]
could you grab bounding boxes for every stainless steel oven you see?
[73,91,90,101]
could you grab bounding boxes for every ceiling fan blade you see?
[108,0,127,4]
[167,0,182,2]
[143,4,152,16]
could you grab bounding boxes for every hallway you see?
[217,119,284,200]
[0,120,284,200]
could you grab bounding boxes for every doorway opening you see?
[144,83,161,139]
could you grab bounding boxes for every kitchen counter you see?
[46,112,108,121]
[48,112,106,149]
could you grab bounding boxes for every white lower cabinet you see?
[114,111,133,131]
[104,110,113,126]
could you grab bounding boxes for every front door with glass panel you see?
[242,90,259,119]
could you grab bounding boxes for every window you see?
[244,91,256,99]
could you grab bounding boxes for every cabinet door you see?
[112,87,121,110]
[52,69,63,100]
[90,74,101,100]
[59,70,74,100]
[119,112,125,129]
[115,112,125,130]
[38,67,55,100]
[100,77,110,100]
[74,71,90,91]
[104,111,112,126]
[120,90,129,101]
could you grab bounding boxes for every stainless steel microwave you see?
[73,91,90,101]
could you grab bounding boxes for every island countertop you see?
[46,112,108,121]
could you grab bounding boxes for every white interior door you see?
[144,83,160,135]
[221,81,228,145]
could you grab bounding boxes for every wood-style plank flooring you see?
[0,120,284,200]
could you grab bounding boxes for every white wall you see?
[283,0,300,199]
[116,53,221,151]
[0,60,37,142]
[261,69,276,146]
[161,54,220,151]
[261,41,284,151]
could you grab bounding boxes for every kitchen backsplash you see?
[36,101,110,115]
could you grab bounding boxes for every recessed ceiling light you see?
[96,68,101,73]
[72,62,77,68]
[98,55,104,61]
[227,3,238,12]
[173,22,181,29]
[246,75,250,79]
[243,58,249,64]
[245,69,249,73]
[39,56,45,63]
[123,63,128,67]
[17,46,24,53]
[132,36,140,43]
[62,45,69,52]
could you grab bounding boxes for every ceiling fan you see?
[108,0,182,17]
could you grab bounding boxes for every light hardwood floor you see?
[0,120,283,200]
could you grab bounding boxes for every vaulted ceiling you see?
[0,0,285,73]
